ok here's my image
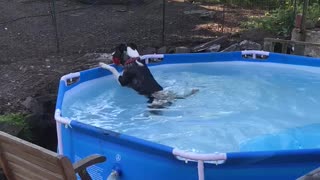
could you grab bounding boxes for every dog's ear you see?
[112,44,124,58]
[116,43,127,52]
[127,43,140,58]
[128,43,138,50]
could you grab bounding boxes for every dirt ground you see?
[0,0,273,115]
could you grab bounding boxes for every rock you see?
[77,0,129,5]
[23,94,57,151]
[21,96,43,115]
[220,43,240,52]
[315,19,320,28]
[191,36,228,52]
[157,46,167,54]
[21,96,33,109]
[205,44,220,52]
[141,47,157,55]
[239,40,262,50]
[306,20,315,29]
[184,10,215,19]
[22,94,56,129]
[175,46,191,53]
[240,28,276,45]
[167,47,176,54]
[184,10,207,15]
[96,53,113,63]
[200,11,216,19]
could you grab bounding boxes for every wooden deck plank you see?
[1,143,62,174]
[9,162,62,180]
[0,131,105,180]
[0,132,58,159]
[4,152,63,180]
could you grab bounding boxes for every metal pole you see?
[50,0,60,53]
[301,0,309,41]
[222,1,225,33]
[293,0,297,17]
[161,0,166,46]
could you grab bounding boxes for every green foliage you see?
[195,0,282,8]
[0,114,33,141]
[241,3,320,36]
[194,0,222,4]
[227,0,281,8]
[241,7,295,36]
[307,3,320,25]
[0,114,26,126]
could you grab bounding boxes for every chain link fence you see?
[0,0,314,60]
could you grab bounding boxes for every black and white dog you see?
[99,43,198,108]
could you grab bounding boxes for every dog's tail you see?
[175,88,199,99]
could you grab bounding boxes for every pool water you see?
[62,62,320,153]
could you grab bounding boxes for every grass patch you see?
[241,3,320,37]
[0,114,33,141]
[0,114,26,126]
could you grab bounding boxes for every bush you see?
[241,3,320,37]
[194,0,282,8]
[241,7,295,36]
[0,114,33,141]
[307,3,320,25]
[0,114,25,126]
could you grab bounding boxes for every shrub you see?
[241,3,320,37]
[0,114,33,141]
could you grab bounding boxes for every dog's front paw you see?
[99,62,111,70]
[191,88,199,94]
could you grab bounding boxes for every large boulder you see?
[291,28,320,57]
[21,95,57,151]
[191,36,228,52]
[175,46,191,53]
[77,0,131,5]
[220,43,240,52]
[157,46,167,54]
[141,47,157,55]
[239,40,262,50]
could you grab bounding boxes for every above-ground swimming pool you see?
[55,51,320,180]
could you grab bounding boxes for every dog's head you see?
[112,43,140,65]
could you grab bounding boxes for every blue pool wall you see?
[55,51,320,179]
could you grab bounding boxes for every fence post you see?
[222,1,225,33]
[293,0,297,18]
[161,0,166,46]
[50,0,60,53]
[300,0,309,41]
